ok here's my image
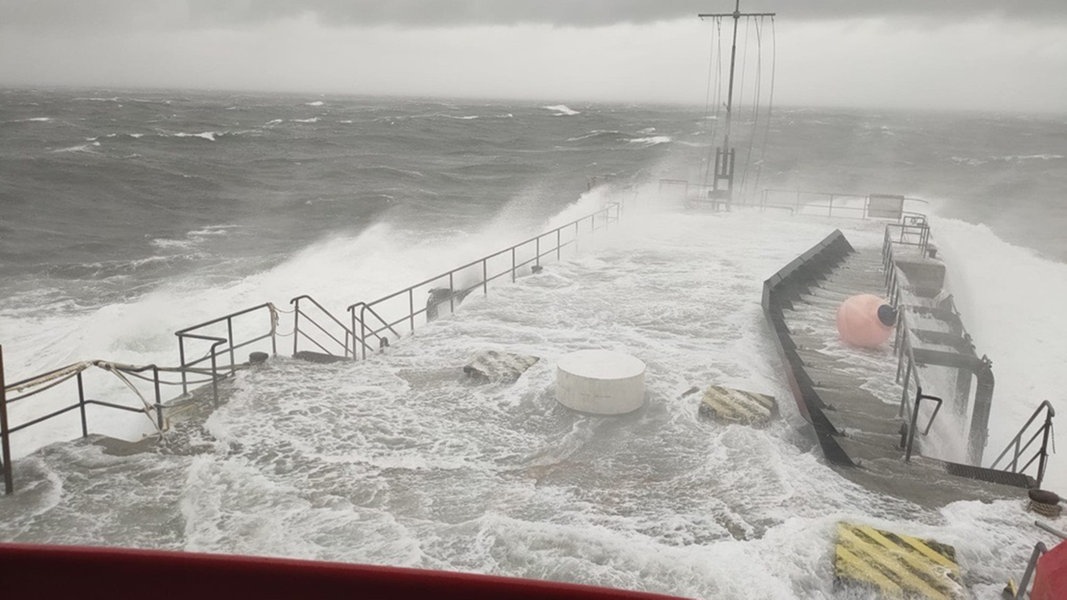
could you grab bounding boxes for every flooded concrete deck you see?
[765,232,1033,508]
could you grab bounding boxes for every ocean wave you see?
[951,153,1064,166]
[995,154,1065,161]
[291,117,320,123]
[543,104,580,116]
[150,225,237,250]
[629,135,672,147]
[172,131,224,141]
[73,97,120,102]
[51,142,100,153]
[305,101,325,107]
[188,225,238,237]
[15,117,52,123]
[566,130,624,143]
[264,119,285,127]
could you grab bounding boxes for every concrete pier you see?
[762,230,1033,507]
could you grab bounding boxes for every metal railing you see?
[989,400,1056,487]
[345,201,622,359]
[904,387,944,462]
[0,345,226,494]
[1,200,626,494]
[882,216,933,307]
[291,295,353,359]
[759,189,929,221]
[175,303,279,395]
[1006,540,1048,600]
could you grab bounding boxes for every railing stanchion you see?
[293,298,301,357]
[210,346,220,407]
[408,289,415,333]
[178,339,188,395]
[0,346,13,495]
[153,366,164,431]
[77,370,88,438]
[557,229,561,261]
[1037,410,1053,485]
[227,317,236,374]
[511,247,516,283]
[482,259,488,295]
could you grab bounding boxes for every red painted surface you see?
[0,543,689,600]
[1031,539,1067,600]
[836,294,893,349]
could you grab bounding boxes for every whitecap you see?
[566,130,621,142]
[305,101,325,107]
[543,104,580,116]
[629,136,672,146]
[993,154,1064,162]
[264,119,284,127]
[17,117,52,123]
[173,131,220,141]
[291,117,319,124]
[51,143,98,153]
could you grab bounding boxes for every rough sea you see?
[1,87,1065,598]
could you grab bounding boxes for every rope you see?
[6,361,93,395]
[740,17,765,199]
[752,16,777,196]
[702,18,724,186]
[93,361,162,431]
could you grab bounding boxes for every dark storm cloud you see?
[2,0,1065,32]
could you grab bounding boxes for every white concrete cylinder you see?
[555,349,646,415]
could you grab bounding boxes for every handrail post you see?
[293,298,302,357]
[1014,542,1048,600]
[511,247,516,283]
[899,358,913,417]
[1037,409,1053,485]
[408,289,415,333]
[482,259,488,295]
[271,308,278,356]
[77,370,88,438]
[449,272,455,312]
[0,346,13,494]
[556,229,561,261]
[210,342,222,407]
[905,388,943,462]
[227,316,236,375]
[178,337,188,395]
[153,366,164,431]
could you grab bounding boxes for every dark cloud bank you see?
[3,0,1065,31]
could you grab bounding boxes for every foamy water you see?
[0,189,1058,598]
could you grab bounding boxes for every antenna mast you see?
[699,1,775,203]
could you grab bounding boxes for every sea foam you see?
[543,104,580,116]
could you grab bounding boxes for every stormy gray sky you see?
[2,1,1065,112]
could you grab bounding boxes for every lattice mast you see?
[699,1,775,201]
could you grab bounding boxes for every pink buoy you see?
[836,294,897,348]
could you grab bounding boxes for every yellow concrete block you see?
[834,522,963,599]
[698,386,778,425]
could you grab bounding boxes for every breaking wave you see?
[543,104,580,116]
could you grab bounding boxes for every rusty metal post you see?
[0,346,13,494]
